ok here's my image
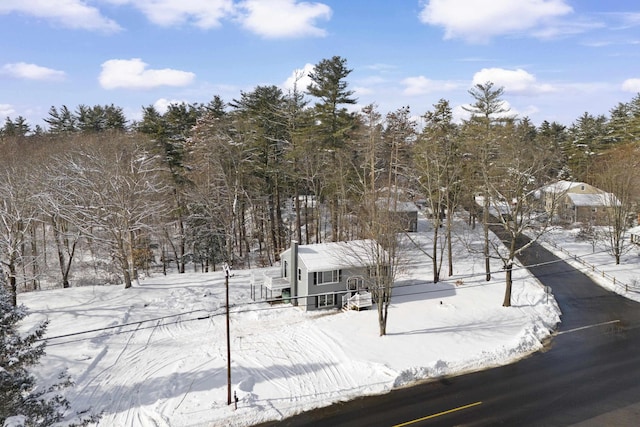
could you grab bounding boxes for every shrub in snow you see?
[0,285,100,426]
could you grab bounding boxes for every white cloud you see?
[452,104,472,123]
[353,86,374,96]
[153,98,188,114]
[105,0,234,29]
[2,0,332,35]
[0,0,121,32]
[521,104,541,117]
[622,78,640,93]
[357,76,387,86]
[1,62,66,81]
[617,12,640,29]
[236,0,331,38]
[401,76,459,96]
[0,104,16,117]
[99,58,195,90]
[282,63,314,92]
[472,68,555,95]
[363,63,397,72]
[419,0,573,43]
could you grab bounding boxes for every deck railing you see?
[342,291,372,310]
[261,270,290,290]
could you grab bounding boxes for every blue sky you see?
[1,0,639,129]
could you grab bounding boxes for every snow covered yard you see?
[19,220,563,427]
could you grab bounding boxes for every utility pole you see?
[223,262,232,405]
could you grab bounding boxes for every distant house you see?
[258,240,387,311]
[537,180,619,225]
[630,226,640,246]
[376,199,419,232]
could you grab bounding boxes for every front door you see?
[347,276,365,292]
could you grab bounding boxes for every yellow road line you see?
[393,401,483,426]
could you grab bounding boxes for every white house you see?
[375,199,419,232]
[537,180,619,225]
[257,240,388,311]
[629,226,640,246]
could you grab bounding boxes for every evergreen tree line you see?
[1,56,639,308]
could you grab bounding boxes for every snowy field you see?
[22,217,640,426]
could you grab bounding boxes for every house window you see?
[581,185,585,191]
[283,260,288,278]
[317,294,336,308]
[298,268,302,281]
[313,270,341,285]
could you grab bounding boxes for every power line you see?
[41,308,214,343]
[38,243,626,346]
[37,273,518,346]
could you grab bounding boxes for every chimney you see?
[291,240,298,306]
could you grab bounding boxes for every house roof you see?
[393,201,419,212]
[540,180,587,194]
[375,199,418,212]
[567,192,620,207]
[293,239,384,272]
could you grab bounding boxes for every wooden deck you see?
[259,269,291,291]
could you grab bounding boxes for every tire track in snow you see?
[76,318,173,427]
[97,315,218,426]
[234,315,362,414]
[76,322,143,405]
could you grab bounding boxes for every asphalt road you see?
[258,238,640,426]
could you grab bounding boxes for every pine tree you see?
[43,106,77,134]
[307,55,357,149]
[1,117,30,138]
[306,56,358,241]
[567,112,607,181]
[462,81,510,282]
[0,283,99,426]
[230,85,290,259]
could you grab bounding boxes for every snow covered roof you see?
[375,199,418,212]
[393,201,418,212]
[567,192,619,207]
[295,240,383,272]
[541,180,586,194]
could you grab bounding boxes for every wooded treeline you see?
[1,56,639,306]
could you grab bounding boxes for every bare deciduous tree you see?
[481,120,562,307]
[57,135,169,288]
[350,104,408,336]
[592,143,640,264]
[0,140,41,305]
[414,99,462,282]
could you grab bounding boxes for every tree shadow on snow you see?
[73,361,338,416]
[392,279,456,304]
